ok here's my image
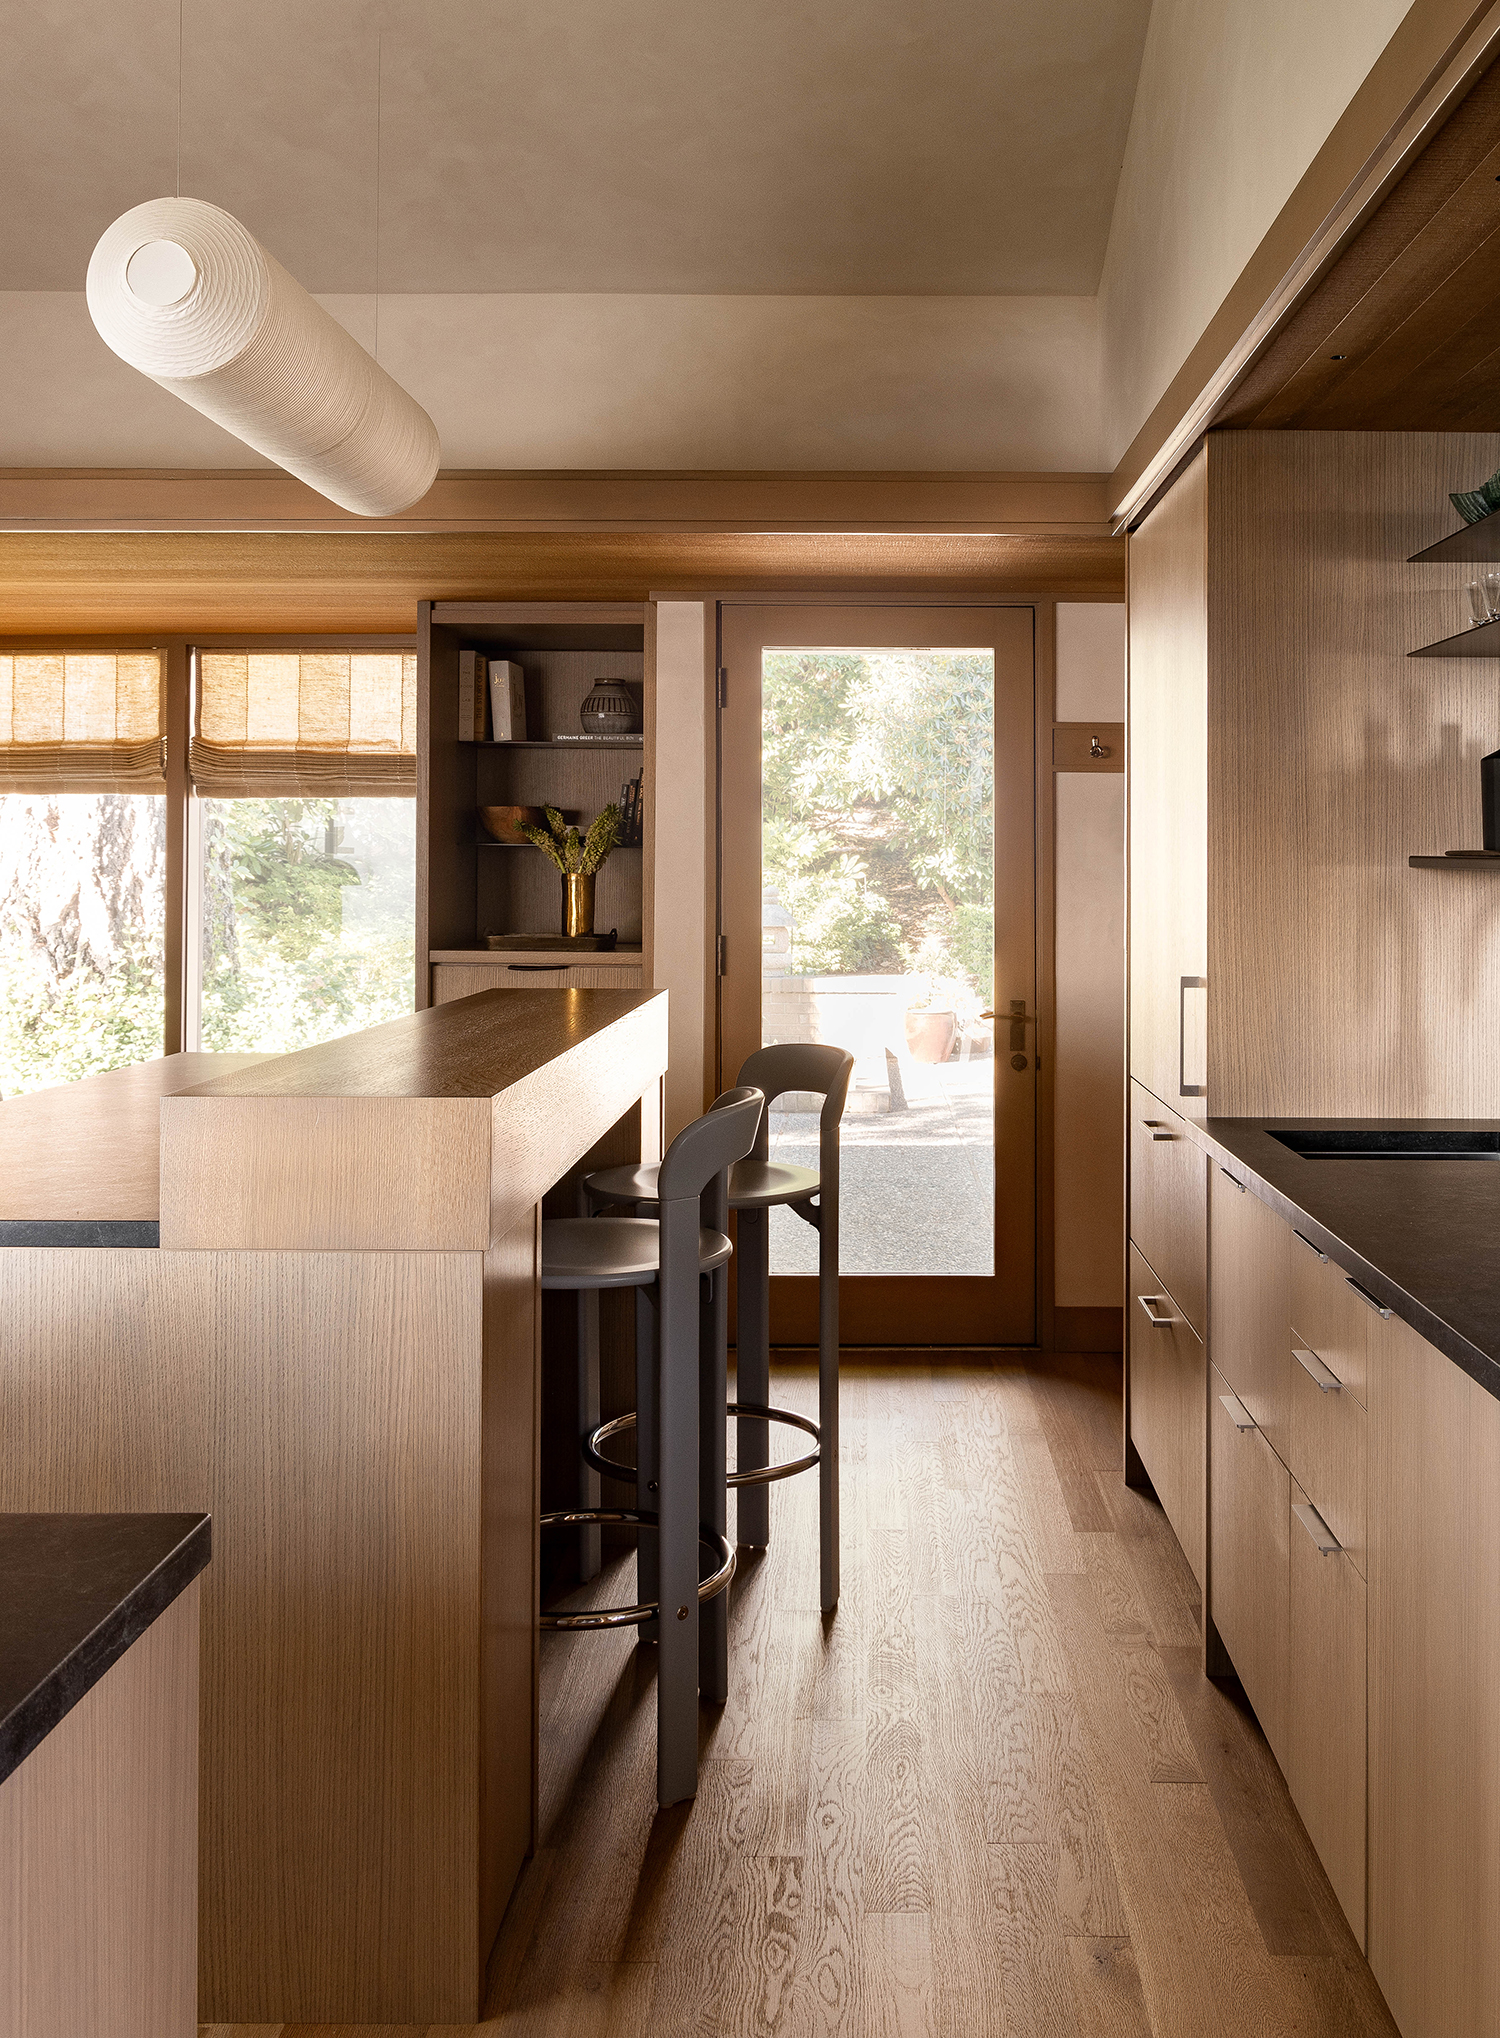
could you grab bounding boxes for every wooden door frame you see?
[707,589,1061,1351]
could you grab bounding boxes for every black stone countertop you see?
[1201,1118,1500,1401]
[0,1513,210,1785]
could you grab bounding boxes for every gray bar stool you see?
[538,1084,762,1807]
[584,1043,853,1613]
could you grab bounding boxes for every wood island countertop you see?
[160,988,669,1251]
[0,1053,266,1236]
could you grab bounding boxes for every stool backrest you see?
[657,1085,764,1203]
[735,1043,854,1163]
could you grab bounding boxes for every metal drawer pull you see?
[1179,974,1208,1099]
[1137,1294,1175,1328]
[508,962,567,972]
[1141,1119,1178,1142]
[1344,1276,1392,1319]
[1293,1346,1341,1393]
[1293,1228,1329,1263]
[1293,1501,1342,1556]
[1219,1391,1256,1432]
[1219,1166,1245,1192]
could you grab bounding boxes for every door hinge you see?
[717,666,728,708]
[716,934,727,976]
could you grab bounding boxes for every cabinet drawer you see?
[1287,1472,1366,1950]
[433,961,645,1000]
[1209,1166,1292,1465]
[1128,1244,1205,1588]
[1210,1363,1290,1768]
[1128,1081,1207,1337]
[1288,1342,1367,1578]
[1289,1229,1368,1405]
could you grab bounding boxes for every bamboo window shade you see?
[0,651,164,792]
[193,650,417,796]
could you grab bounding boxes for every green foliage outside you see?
[199,798,415,1054]
[762,650,995,1007]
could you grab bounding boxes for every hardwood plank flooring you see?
[203,1357,1398,2038]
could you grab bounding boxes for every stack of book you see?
[458,652,528,742]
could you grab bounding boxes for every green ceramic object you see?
[1451,468,1500,524]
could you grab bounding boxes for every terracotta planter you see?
[904,1009,957,1065]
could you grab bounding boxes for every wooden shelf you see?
[430,945,643,963]
[461,739,643,750]
[1408,618,1500,657]
[1409,522,1500,565]
[1409,855,1500,868]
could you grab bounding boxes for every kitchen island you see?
[0,988,668,2025]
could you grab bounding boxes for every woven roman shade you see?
[0,651,164,792]
[193,650,417,796]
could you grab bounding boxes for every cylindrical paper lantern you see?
[86,196,440,517]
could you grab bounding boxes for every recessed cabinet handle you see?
[507,962,568,973]
[1219,1166,1245,1192]
[1219,1391,1256,1432]
[1137,1294,1175,1328]
[1293,1501,1342,1556]
[1141,1119,1178,1142]
[1293,1229,1329,1263]
[1344,1276,1393,1319]
[1293,1346,1342,1393]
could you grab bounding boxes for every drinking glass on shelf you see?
[1468,580,1491,626]
[1483,570,1500,619]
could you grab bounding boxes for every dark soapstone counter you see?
[1202,1117,1500,1401]
[0,1219,159,1247]
[0,1512,210,1785]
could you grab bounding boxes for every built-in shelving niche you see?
[1404,529,1500,859]
[420,604,648,971]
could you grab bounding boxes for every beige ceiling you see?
[3,0,1152,296]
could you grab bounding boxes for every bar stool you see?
[537,1084,763,1807]
[584,1043,853,1612]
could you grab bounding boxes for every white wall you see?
[1054,603,1126,1312]
[1098,0,1409,466]
[0,290,1105,473]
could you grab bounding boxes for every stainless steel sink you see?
[1269,1129,1500,1159]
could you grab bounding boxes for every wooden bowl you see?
[479,804,544,844]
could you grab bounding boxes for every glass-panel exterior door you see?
[720,604,1036,1346]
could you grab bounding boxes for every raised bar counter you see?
[0,988,668,2025]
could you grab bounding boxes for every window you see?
[0,640,416,1094]
[186,649,417,1053]
[0,651,167,1097]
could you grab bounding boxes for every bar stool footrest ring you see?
[538,1509,735,1630]
[726,1401,821,1487]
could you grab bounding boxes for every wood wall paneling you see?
[0,1581,199,2038]
[1127,449,1208,1119]
[1207,430,1500,1117]
[0,530,1124,636]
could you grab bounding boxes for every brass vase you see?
[563,872,596,937]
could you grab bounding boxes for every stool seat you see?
[541,1215,733,1291]
[585,1157,822,1212]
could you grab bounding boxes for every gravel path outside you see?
[767,1056,995,1275]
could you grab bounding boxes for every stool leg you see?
[699,1267,729,1704]
[578,1288,601,1583]
[635,1282,659,1644]
[735,1205,771,1547]
[818,1203,840,1613]
[657,1205,701,1806]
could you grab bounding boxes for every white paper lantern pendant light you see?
[87,195,440,517]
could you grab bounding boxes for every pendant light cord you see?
[374,32,382,364]
[176,0,183,197]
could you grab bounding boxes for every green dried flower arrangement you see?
[518,803,621,874]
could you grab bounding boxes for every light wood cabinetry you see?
[1127,1243,1206,1587]
[1286,1471,1367,1949]
[1127,1080,1207,1337]
[1208,1163,1291,1463]
[1209,1364,1291,1769]
[1289,1232,1369,1404]
[1288,1341,1366,1577]
[1127,448,1207,1120]
[1367,1309,1500,2038]
[433,958,644,998]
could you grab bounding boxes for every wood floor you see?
[201,1355,1399,2038]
